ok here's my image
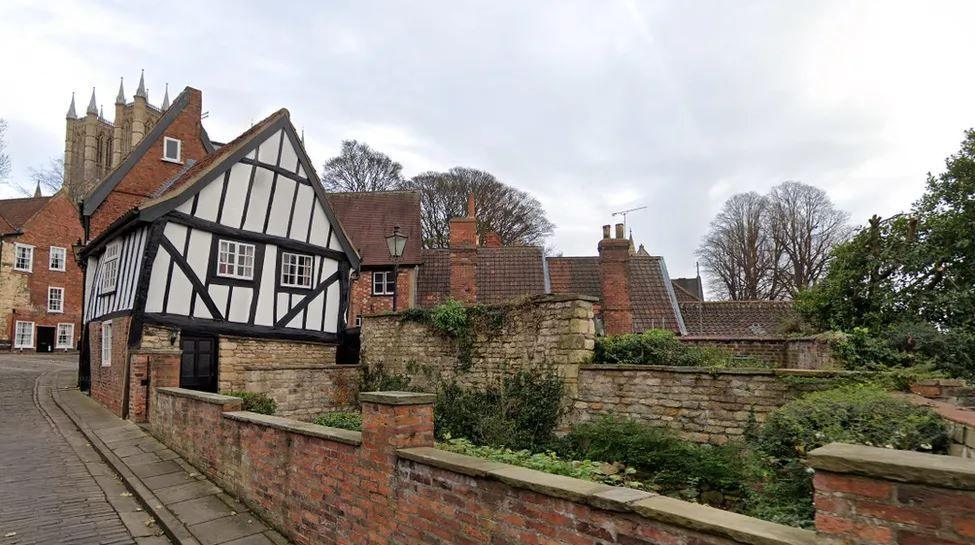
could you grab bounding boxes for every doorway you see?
[179,335,217,392]
[37,326,55,353]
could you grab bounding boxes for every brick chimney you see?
[448,194,478,303]
[598,222,633,335]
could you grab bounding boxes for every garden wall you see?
[679,336,836,369]
[240,364,359,420]
[573,365,853,444]
[150,387,974,545]
[150,387,819,545]
[360,294,597,393]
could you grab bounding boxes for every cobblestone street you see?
[0,354,169,545]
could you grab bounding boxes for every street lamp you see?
[384,225,408,312]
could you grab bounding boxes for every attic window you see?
[163,137,182,163]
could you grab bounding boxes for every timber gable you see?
[83,109,359,347]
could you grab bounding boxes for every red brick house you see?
[0,191,84,351]
[326,191,423,325]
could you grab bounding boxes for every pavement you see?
[0,354,291,545]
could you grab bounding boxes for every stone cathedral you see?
[63,71,170,202]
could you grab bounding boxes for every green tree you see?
[798,129,975,378]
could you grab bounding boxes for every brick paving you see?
[0,354,169,545]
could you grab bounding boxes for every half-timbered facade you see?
[81,108,360,419]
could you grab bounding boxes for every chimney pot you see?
[602,225,611,239]
[614,223,625,239]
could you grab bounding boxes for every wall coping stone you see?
[363,293,599,318]
[580,364,860,378]
[630,495,817,545]
[222,411,363,445]
[399,446,814,544]
[680,336,822,342]
[359,391,435,405]
[156,387,243,407]
[899,392,975,427]
[242,364,361,371]
[808,442,975,490]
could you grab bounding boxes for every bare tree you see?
[0,119,11,183]
[399,167,554,248]
[321,140,403,192]
[696,192,785,300]
[30,157,67,197]
[767,181,850,295]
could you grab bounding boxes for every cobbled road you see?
[0,354,161,545]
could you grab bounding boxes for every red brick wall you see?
[349,267,414,324]
[151,388,819,545]
[88,316,132,417]
[5,192,84,350]
[812,457,975,544]
[88,88,208,239]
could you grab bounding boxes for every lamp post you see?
[384,225,408,312]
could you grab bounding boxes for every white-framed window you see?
[99,240,121,294]
[163,137,182,163]
[14,243,33,272]
[280,252,313,288]
[48,286,64,313]
[14,321,34,349]
[372,270,396,295]
[354,315,363,327]
[101,320,112,366]
[56,323,74,350]
[49,246,66,271]
[217,240,255,280]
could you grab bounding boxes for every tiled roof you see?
[0,196,51,231]
[629,255,685,334]
[546,255,685,334]
[679,301,797,337]
[326,191,423,266]
[672,277,704,301]
[476,247,546,304]
[417,249,450,307]
[417,247,546,307]
[546,257,600,297]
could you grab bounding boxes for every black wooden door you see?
[37,326,55,353]
[179,335,217,392]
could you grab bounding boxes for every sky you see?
[2,0,974,284]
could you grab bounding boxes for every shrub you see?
[359,363,415,393]
[430,299,469,336]
[435,368,564,451]
[314,411,362,431]
[593,329,742,367]
[221,391,277,415]
[758,385,949,459]
[562,417,753,504]
[829,327,914,370]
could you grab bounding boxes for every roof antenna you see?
[611,205,647,234]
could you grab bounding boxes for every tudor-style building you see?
[80,104,359,420]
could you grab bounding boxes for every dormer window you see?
[163,137,182,163]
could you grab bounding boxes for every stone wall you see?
[360,294,596,393]
[573,365,852,444]
[150,387,819,545]
[679,336,836,369]
[241,365,358,420]
[809,443,975,544]
[218,335,339,392]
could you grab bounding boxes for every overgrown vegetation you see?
[592,329,765,368]
[434,385,948,529]
[221,391,277,415]
[314,411,362,431]
[435,368,564,451]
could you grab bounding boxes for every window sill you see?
[48,310,64,314]
[49,268,66,272]
[13,268,32,274]
[161,157,183,165]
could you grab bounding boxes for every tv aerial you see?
[611,205,647,234]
